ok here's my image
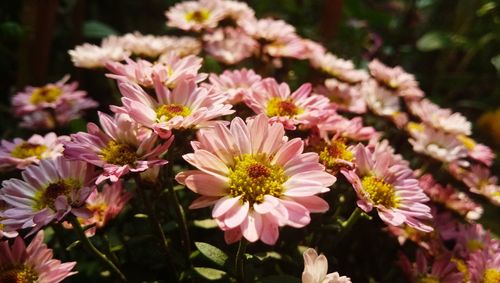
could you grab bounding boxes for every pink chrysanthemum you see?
[310,52,369,84]
[176,114,336,245]
[342,143,433,232]
[302,248,351,283]
[317,114,378,142]
[115,77,234,138]
[64,112,172,184]
[0,231,76,283]
[399,250,463,283]
[468,249,500,283]
[306,133,355,174]
[361,79,408,126]
[408,98,472,136]
[314,78,367,114]
[457,135,495,167]
[220,0,255,25]
[452,223,499,259]
[165,0,225,31]
[244,78,332,130]
[0,199,18,239]
[203,27,258,65]
[241,18,296,43]
[368,59,424,98]
[119,32,201,58]
[69,35,130,68]
[1,157,95,233]
[0,133,68,171]
[204,68,262,104]
[462,165,500,206]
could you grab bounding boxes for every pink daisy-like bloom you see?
[154,53,207,88]
[408,98,472,136]
[419,174,483,221]
[368,59,424,99]
[119,32,201,58]
[64,181,132,237]
[115,77,234,138]
[302,248,351,283]
[241,18,296,43]
[342,143,433,232]
[64,112,172,184]
[468,249,500,283]
[317,114,378,142]
[264,36,309,59]
[462,165,500,206]
[314,78,367,114]
[310,52,369,84]
[1,157,95,234]
[453,223,499,259]
[220,0,255,25]
[301,39,326,61]
[457,135,495,167]
[399,250,463,283]
[0,231,76,283]
[165,0,225,32]
[0,133,68,171]
[203,27,258,65]
[69,35,130,68]
[244,78,332,130]
[176,114,336,245]
[407,123,468,165]
[204,68,262,104]
[361,80,407,126]
[0,199,18,238]
[306,132,355,174]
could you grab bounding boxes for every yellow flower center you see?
[185,9,210,23]
[33,179,81,211]
[416,275,439,283]
[451,257,469,283]
[361,175,398,208]
[484,268,500,283]
[100,140,137,166]
[407,122,425,133]
[10,143,47,159]
[457,135,476,150]
[156,104,191,122]
[467,239,484,252]
[88,202,108,225]
[318,139,353,172]
[30,86,62,105]
[0,265,38,283]
[227,154,288,205]
[266,97,302,117]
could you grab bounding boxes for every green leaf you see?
[83,20,118,39]
[193,267,227,280]
[193,219,218,229]
[416,31,450,52]
[258,275,301,283]
[195,242,228,267]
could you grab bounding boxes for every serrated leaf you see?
[83,20,118,39]
[195,242,228,267]
[258,275,301,283]
[416,31,450,52]
[193,219,218,229]
[194,267,226,280]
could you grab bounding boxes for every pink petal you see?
[241,211,263,242]
[224,201,250,228]
[212,196,241,218]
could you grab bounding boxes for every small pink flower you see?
[119,32,201,58]
[361,80,405,125]
[452,223,499,259]
[241,18,296,43]
[176,114,335,245]
[368,59,424,98]
[204,68,262,104]
[264,36,310,59]
[399,250,463,283]
[165,0,225,31]
[220,0,255,25]
[0,133,68,171]
[467,248,500,283]
[115,77,233,138]
[244,78,333,130]
[462,165,500,206]
[310,52,369,84]
[203,27,258,65]
[1,157,96,234]
[342,143,433,232]
[0,199,18,239]
[457,135,495,167]
[302,248,351,283]
[69,35,130,68]
[314,78,367,114]
[317,114,378,142]
[0,230,76,283]
[64,112,172,184]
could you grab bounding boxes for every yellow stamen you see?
[30,86,62,105]
[451,257,469,283]
[10,143,47,159]
[361,175,398,208]
[416,275,439,283]
[318,139,353,172]
[156,104,191,122]
[185,9,210,23]
[100,140,137,166]
[0,265,38,283]
[407,122,425,133]
[33,179,81,210]
[227,154,287,205]
[457,135,476,150]
[266,97,302,117]
[467,239,484,252]
[484,268,500,283]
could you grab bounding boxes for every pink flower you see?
[457,135,495,167]
[69,35,130,68]
[220,0,255,25]
[302,248,351,283]
[361,80,406,126]
[64,112,172,184]
[0,199,18,239]
[0,133,68,171]
[408,98,472,136]
[204,68,262,104]
[176,114,335,245]
[399,250,463,283]
[1,157,96,234]
[452,223,499,259]
[317,114,378,142]
[314,78,367,114]
[115,77,233,138]
[306,133,355,174]
[203,27,258,65]
[0,231,76,283]
[119,32,201,58]
[264,36,310,59]
[342,143,433,232]
[241,18,296,43]
[244,78,332,130]
[310,52,369,84]
[462,165,500,206]
[368,59,424,98]
[467,248,500,283]
[165,0,225,31]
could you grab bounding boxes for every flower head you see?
[119,32,201,58]
[0,231,76,283]
[368,59,424,98]
[203,27,258,65]
[314,78,367,114]
[302,248,351,283]
[399,250,463,283]
[204,68,262,104]
[457,135,495,167]
[468,248,500,283]
[69,36,130,68]
[176,114,335,245]
[310,52,368,84]
[462,165,500,206]
[165,0,225,31]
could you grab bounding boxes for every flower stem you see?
[235,239,248,283]
[69,215,127,282]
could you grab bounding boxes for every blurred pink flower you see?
[64,112,172,184]
[0,199,18,239]
[314,78,367,114]
[119,32,201,58]
[317,115,378,142]
[0,231,76,283]
[204,68,262,104]
[176,114,335,245]
[241,18,296,43]
[310,52,369,84]
[69,36,130,68]
[467,248,500,283]
[165,0,225,31]
[399,250,463,283]
[457,135,495,167]
[203,27,258,65]
[368,59,424,99]
[462,165,500,206]
[302,248,351,283]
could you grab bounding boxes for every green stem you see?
[69,215,127,282]
[99,232,120,266]
[340,207,363,229]
[235,239,248,283]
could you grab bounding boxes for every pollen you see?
[10,143,47,159]
[416,275,439,283]
[100,140,137,166]
[467,239,484,252]
[361,175,398,208]
[156,103,191,122]
[451,257,469,282]
[483,268,500,283]
[29,86,62,105]
[457,135,476,150]
[0,265,38,283]
[318,139,353,172]
[185,9,210,23]
[227,154,287,205]
[266,97,302,117]
[33,178,80,211]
